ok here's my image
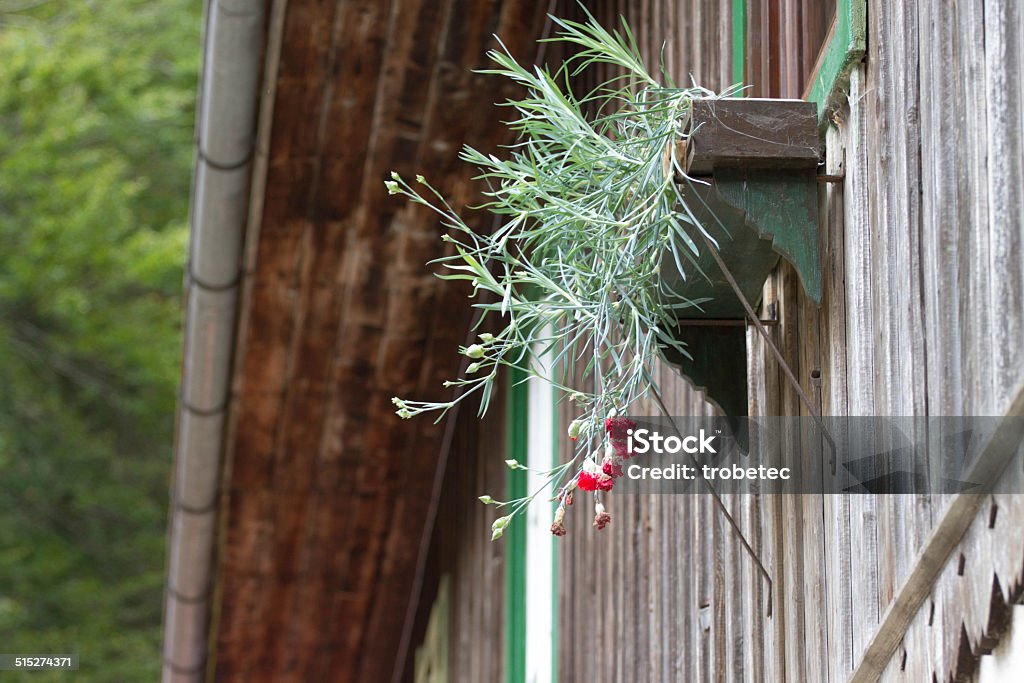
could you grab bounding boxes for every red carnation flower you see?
[612,438,634,460]
[579,470,615,492]
[605,416,637,441]
[577,470,600,491]
[602,457,623,478]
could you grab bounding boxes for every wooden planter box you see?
[661,98,823,419]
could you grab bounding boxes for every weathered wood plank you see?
[798,277,830,683]
[849,385,1024,681]
[951,0,992,417]
[918,0,965,418]
[985,0,1024,412]
[818,118,854,683]
[839,66,882,672]
[686,98,820,174]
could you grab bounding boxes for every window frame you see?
[504,354,558,683]
[734,0,866,117]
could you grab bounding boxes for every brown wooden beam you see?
[684,97,819,174]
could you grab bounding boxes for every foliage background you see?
[0,0,199,678]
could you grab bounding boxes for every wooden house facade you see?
[407,1,1024,682]
[163,0,1024,681]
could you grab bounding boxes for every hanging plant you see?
[388,11,737,538]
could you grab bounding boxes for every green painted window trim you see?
[549,379,559,683]
[731,0,746,88]
[504,366,528,683]
[730,0,866,118]
[503,365,560,683]
[804,0,866,118]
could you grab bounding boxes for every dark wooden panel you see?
[213,0,549,681]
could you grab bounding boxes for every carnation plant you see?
[388,11,736,538]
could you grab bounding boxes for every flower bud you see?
[392,397,413,419]
[464,344,485,359]
[478,495,495,505]
[550,505,567,537]
[491,515,511,540]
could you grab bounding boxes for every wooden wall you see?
[412,388,510,683]
[551,6,737,683]
[413,0,1024,681]
[550,1,1024,682]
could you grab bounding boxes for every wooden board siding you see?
[550,4,735,683]
[211,2,548,681]
[409,387,509,683]
[368,0,1024,681]
[540,1,1024,682]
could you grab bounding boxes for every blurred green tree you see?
[0,0,200,679]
